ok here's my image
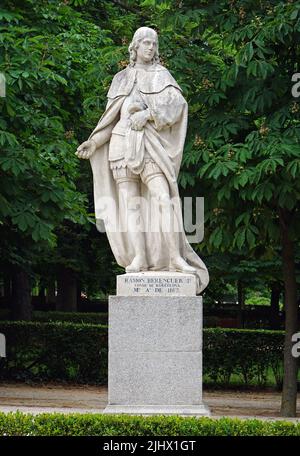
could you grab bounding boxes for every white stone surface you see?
[108,351,202,405]
[103,404,211,417]
[117,271,197,296]
[109,296,202,351]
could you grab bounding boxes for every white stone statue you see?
[76,27,209,293]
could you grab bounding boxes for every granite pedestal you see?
[103,271,210,416]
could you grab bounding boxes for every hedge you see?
[0,321,288,387]
[204,328,285,388]
[34,311,108,325]
[0,413,300,436]
[0,309,108,325]
[0,308,281,329]
[0,321,108,384]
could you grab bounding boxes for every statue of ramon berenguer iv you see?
[76,26,209,294]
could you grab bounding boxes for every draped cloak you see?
[88,64,209,294]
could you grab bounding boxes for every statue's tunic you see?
[108,68,163,184]
[108,72,145,162]
[88,64,209,294]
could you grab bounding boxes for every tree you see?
[0,0,101,317]
[0,0,144,315]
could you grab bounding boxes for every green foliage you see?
[149,0,300,256]
[0,309,108,325]
[0,321,285,388]
[246,291,273,307]
[204,328,284,388]
[34,310,108,325]
[0,0,136,290]
[0,0,93,245]
[0,321,108,384]
[0,412,300,436]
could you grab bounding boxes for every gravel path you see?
[0,383,299,420]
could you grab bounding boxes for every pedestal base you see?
[103,404,211,417]
[105,272,210,417]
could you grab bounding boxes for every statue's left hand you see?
[130,109,151,131]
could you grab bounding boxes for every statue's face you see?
[136,35,157,63]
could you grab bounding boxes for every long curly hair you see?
[128,27,160,67]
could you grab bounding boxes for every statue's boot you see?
[164,225,197,274]
[126,255,148,273]
[169,256,196,274]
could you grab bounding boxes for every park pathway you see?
[0,383,299,420]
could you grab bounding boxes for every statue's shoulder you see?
[107,64,182,98]
[151,63,166,71]
[139,64,182,94]
[148,64,173,76]
[107,67,135,99]
[156,65,179,83]
[111,67,132,82]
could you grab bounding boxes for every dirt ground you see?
[0,383,299,420]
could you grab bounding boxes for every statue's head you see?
[128,27,160,66]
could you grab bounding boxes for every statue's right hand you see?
[128,102,147,115]
[75,140,97,159]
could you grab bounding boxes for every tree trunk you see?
[38,285,46,307]
[56,267,77,312]
[3,273,12,308]
[46,282,56,305]
[270,282,281,330]
[279,208,299,417]
[11,266,32,321]
[77,280,82,311]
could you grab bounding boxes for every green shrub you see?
[204,328,284,388]
[0,321,286,388]
[34,311,108,325]
[0,321,108,384]
[0,309,108,325]
[0,413,299,436]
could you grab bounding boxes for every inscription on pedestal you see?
[117,272,197,296]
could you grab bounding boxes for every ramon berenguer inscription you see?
[117,272,197,296]
[76,26,209,295]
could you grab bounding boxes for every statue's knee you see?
[155,192,171,207]
[118,181,139,199]
[160,192,170,203]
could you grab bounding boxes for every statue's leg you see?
[116,176,148,273]
[144,172,196,274]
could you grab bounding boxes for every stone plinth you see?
[103,272,210,416]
